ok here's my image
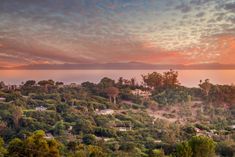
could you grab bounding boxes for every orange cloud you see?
[214,35,235,64]
[112,41,192,64]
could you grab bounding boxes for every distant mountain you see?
[0,66,7,69]
[6,62,235,70]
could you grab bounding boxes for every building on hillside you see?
[23,96,29,99]
[222,103,230,110]
[195,127,219,138]
[154,140,162,143]
[230,125,235,130]
[44,133,54,139]
[0,97,6,102]
[68,126,73,131]
[5,85,18,91]
[69,83,79,88]
[116,127,132,132]
[96,109,114,115]
[57,84,64,89]
[35,106,47,111]
[131,89,151,98]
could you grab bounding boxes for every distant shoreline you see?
[1,68,235,70]
[1,62,235,70]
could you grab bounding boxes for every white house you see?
[35,106,47,111]
[23,96,29,99]
[154,140,162,143]
[44,133,54,139]
[96,109,114,115]
[5,85,18,91]
[69,83,79,88]
[116,127,132,132]
[0,97,6,102]
[230,125,235,130]
[131,89,151,98]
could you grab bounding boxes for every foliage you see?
[7,130,61,157]
[149,149,166,157]
[153,86,190,105]
[189,136,216,157]
[0,138,7,157]
[175,141,193,157]
[142,69,179,89]
[0,72,234,157]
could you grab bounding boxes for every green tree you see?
[53,121,66,135]
[149,149,165,157]
[55,81,64,86]
[216,140,235,157]
[0,138,7,157]
[82,134,96,145]
[81,82,97,95]
[189,136,216,157]
[74,119,94,134]
[0,121,7,135]
[7,130,61,157]
[38,80,55,86]
[0,81,5,89]
[142,72,163,89]
[163,69,180,87]
[175,141,193,157]
[7,138,24,157]
[24,80,36,87]
[142,70,180,90]
[38,80,55,92]
[72,144,107,157]
[98,77,115,89]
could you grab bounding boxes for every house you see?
[23,96,29,99]
[0,97,6,102]
[116,127,132,132]
[0,81,5,89]
[57,84,64,89]
[5,85,18,91]
[96,109,114,115]
[154,140,162,143]
[222,103,230,110]
[131,89,151,98]
[195,128,216,138]
[117,127,127,131]
[69,83,79,88]
[103,138,112,142]
[68,126,73,131]
[230,125,235,130]
[68,126,73,134]
[44,133,54,139]
[95,136,113,142]
[116,124,133,132]
[35,106,47,111]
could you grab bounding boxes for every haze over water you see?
[1,70,234,87]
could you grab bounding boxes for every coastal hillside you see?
[0,70,234,156]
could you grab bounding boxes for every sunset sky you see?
[0,0,235,67]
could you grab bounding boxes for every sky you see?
[0,0,235,67]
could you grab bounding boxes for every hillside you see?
[0,70,234,156]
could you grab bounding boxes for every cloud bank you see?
[0,0,234,66]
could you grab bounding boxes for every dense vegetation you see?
[0,70,234,157]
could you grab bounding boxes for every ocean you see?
[0,70,234,87]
